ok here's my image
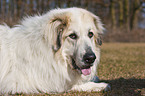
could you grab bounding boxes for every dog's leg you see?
[71,82,110,92]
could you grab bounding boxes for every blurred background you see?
[0,0,145,42]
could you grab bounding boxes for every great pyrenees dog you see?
[0,7,110,94]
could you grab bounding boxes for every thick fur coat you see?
[0,8,109,94]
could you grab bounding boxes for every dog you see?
[0,7,110,94]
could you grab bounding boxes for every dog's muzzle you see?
[71,52,96,76]
[80,52,96,75]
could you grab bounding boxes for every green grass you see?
[16,43,145,96]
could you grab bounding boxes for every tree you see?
[2,0,6,19]
[16,0,22,18]
[124,0,130,31]
[29,0,34,14]
[130,0,143,29]
[118,0,123,28]
[110,0,116,29]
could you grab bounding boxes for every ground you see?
[16,43,145,96]
[98,43,145,96]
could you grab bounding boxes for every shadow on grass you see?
[101,78,145,96]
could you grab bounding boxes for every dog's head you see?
[49,8,104,76]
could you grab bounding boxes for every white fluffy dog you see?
[0,7,110,94]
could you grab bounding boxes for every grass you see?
[15,43,145,96]
[98,43,145,96]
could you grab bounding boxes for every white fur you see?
[0,7,109,95]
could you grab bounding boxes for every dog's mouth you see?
[71,58,92,76]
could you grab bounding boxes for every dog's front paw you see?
[71,82,111,92]
[104,84,111,91]
[92,82,111,92]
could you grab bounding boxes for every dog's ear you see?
[51,14,68,52]
[93,15,104,46]
[96,34,102,46]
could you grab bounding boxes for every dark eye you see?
[69,33,77,39]
[88,32,94,38]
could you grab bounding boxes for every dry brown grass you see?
[11,43,145,96]
[98,43,145,96]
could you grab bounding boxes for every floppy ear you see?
[93,15,104,46]
[51,14,68,52]
[96,34,102,46]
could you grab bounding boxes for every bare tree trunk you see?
[110,0,116,30]
[84,0,89,9]
[13,0,17,21]
[0,0,1,17]
[21,1,26,16]
[36,0,40,12]
[16,0,22,18]
[118,0,123,28]
[10,0,15,25]
[124,0,130,31]
[24,0,28,15]
[67,0,73,7]
[130,0,142,30]
[40,0,44,13]
[8,0,12,24]
[46,0,50,10]
[2,0,6,19]
[29,0,34,14]
[56,0,61,8]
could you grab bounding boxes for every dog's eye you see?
[69,33,77,39]
[88,32,94,38]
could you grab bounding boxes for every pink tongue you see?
[81,68,91,76]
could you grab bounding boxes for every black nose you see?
[83,52,96,64]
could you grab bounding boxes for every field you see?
[14,43,145,96]
[98,43,145,96]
